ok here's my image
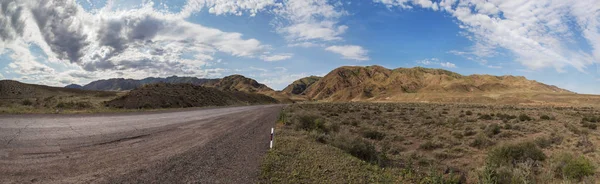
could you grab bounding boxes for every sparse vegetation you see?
[518,114,532,121]
[262,102,600,183]
[486,141,546,167]
[552,153,596,181]
[21,99,33,106]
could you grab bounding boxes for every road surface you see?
[0,105,283,183]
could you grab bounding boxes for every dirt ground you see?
[0,105,283,184]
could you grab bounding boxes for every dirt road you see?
[0,105,283,183]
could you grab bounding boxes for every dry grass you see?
[262,102,600,183]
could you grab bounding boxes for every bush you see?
[583,115,599,123]
[295,114,328,132]
[484,124,501,137]
[55,101,93,109]
[470,134,495,149]
[540,115,551,120]
[553,153,595,181]
[518,114,532,121]
[582,122,597,130]
[330,134,386,166]
[362,129,385,140]
[464,128,477,137]
[534,136,552,148]
[479,114,493,120]
[465,111,473,116]
[419,141,443,150]
[486,141,546,167]
[21,99,33,106]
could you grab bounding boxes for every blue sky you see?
[0,0,599,93]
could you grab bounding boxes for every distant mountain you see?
[65,84,83,89]
[105,83,278,109]
[303,65,573,101]
[1,80,115,99]
[70,76,220,91]
[282,76,322,95]
[204,75,273,93]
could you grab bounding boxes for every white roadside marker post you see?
[270,127,274,149]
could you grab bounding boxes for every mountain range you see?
[58,65,579,104]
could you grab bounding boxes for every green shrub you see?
[479,114,493,120]
[463,128,477,137]
[518,114,532,121]
[295,114,336,133]
[330,134,386,166]
[582,122,597,130]
[419,141,443,150]
[553,153,596,181]
[21,99,33,106]
[484,124,501,137]
[469,134,495,149]
[55,101,93,109]
[583,115,599,123]
[486,141,546,167]
[362,129,385,140]
[420,168,464,184]
[534,136,552,148]
[540,115,551,120]
[465,111,473,116]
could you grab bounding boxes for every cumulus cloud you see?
[0,0,273,86]
[180,0,278,17]
[255,67,309,90]
[375,0,600,72]
[261,53,293,62]
[274,0,348,42]
[440,62,457,68]
[325,45,369,61]
[417,58,439,65]
[417,58,457,68]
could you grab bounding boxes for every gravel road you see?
[0,105,283,183]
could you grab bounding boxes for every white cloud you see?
[179,0,278,17]
[274,0,348,42]
[249,66,268,72]
[288,42,323,48]
[440,62,457,68]
[374,0,600,72]
[325,45,370,61]
[417,58,457,68]
[261,53,293,62]
[0,0,272,85]
[416,58,439,65]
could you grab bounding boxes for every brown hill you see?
[303,65,573,101]
[0,80,116,99]
[105,83,278,109]
[282,76,322,95]
[204,75,273,93]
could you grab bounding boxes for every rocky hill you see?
[105,83,278,109]
[282,76,322,95]
[303,65,573,101]
[70,75,273,93]
[0,80,116,99]
[75,76,219,91]
[65,84,83,89]
[203,75,273,93]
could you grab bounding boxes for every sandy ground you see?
[0,105,283,183]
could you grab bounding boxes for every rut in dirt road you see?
[0,105,283,184]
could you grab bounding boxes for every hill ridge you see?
[303,65,573,101]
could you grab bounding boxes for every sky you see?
[0,0,599,93]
